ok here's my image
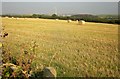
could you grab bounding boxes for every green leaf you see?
[5,72,10,77]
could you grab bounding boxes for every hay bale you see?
[55,19,59,21]
[11,17,14,19]
[36,18,39,19]
[76,20,79,22]
[43,67,57,78]
[6,17,8,18]
[78,20,85,25]
[67,20,72,23]
[16,18,19,20]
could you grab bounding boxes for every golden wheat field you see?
[2,17,119,77]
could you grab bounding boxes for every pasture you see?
[2,18,119,77]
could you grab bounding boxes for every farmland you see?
[2,18,119,77]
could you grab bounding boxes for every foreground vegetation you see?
[2,18,119,77]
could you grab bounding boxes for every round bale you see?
[76,20,79,22]
[55,19,59,21]
[11,17,14,19]
[5,17,8,18]
[78,20,85,25]
[67,20,72,23]
[16,18,19,20]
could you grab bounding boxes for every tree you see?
[52,14,57,18]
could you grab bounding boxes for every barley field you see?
[2,18,119,77]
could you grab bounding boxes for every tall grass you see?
[2,18,119,77]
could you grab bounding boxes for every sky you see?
[1,2,119,15]
[1,0,119,2]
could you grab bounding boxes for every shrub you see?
[1,41,37,78]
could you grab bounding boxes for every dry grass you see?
[2,18,119,77]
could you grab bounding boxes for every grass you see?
[2,18,119,77]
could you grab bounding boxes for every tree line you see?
[1,14,120,24]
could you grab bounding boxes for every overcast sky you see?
[1,0,119,2]
[2,2,118,15]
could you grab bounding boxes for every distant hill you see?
[97,15,118,20]
[71,14,98,20]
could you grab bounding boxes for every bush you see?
[1,40,38,78]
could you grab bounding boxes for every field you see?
[2,18,119,77]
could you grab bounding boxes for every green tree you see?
[52,14,57,17]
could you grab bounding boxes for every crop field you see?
[2,18,119,77]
